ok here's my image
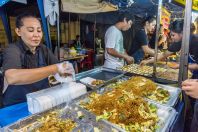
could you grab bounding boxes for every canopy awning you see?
[61,0,118,14]
[0,0,27,7]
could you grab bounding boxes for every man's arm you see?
[141,45,155,56]
[107,48,127,59]
[140,50,173,65]
[188,63,198,70]
[107,48,133,64]
[5,65,58,85]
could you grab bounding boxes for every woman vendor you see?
[128,16,156,63]
[2,13,74,107]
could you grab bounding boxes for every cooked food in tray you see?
[106,76,170,104]
[80,88,159,132]
[120,64,192,82]
[120,64,154,76]
[14,111,77,132]
[79,77,104,87]
[147,86,170,104]
[35,111,76,132]
[120,64,176,81]
[156,69,178,81]
[156,69,192,82]
[91,79,104,86]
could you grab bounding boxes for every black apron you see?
[3,49,49,107]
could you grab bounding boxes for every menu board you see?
[161,7,171,29]
[172,0,198,11]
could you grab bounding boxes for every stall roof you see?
[0,0,27,7]
[78,0,185,24]
[61,0,118,14]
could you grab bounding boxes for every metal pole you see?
[153,0,163,79]
[57,15,60,61]
[68,12,71,41]
[178,0,192,129]
[37,0,51,49]
[78,15,81,37]
[0,7,12,43]
[178,0,192,85]
[56,0,60,61]
[94,14,96,53]
[47,20,52,49]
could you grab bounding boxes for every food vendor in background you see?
[149,24,168,50]
[74,35,82,49]
[103,13,134,69]
[54,43,66,59]
[141,19,198,79]
[128,16,156,64]
[182,79,198,132]
[2,13,74,107]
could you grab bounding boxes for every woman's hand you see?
[140,59,153,66]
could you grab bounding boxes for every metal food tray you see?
[118,64,178,84]
[153,83,181,107]
[124,72,178,84]
[4,103,93,132]
[71,104,124,132]
[76,67,125,89]
[73,87,177,132]
[104,76,181,107]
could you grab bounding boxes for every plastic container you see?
[26,82,86,114]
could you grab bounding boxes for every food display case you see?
[118,64,190,84]
[73,85,177,132]
[76,67,125,89]
[4,68,181,132]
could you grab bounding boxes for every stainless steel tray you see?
[4,103,93,132]
[104,76,181,107]
[118,64,178,84]
[70,104,121,132]
[76,67,125,89]
[73,87,177,132]
[153,84,181,107]
[103,103,177,132]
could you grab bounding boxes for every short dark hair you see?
[169,19,184,34]
[142,16,156,26]
[16,13,40,28]
[116,13,134,23]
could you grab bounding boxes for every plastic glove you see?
[56,61,74,75]
[55,61,75,83]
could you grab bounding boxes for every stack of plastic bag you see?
[27,82,86,114]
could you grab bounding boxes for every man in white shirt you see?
[103,13,134,69]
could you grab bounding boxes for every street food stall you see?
[0,0,196,131]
